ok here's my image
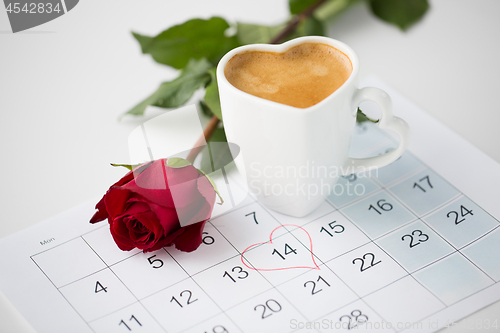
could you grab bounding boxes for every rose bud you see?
[90,158,221,252]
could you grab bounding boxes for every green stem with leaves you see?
[124,0,429,167]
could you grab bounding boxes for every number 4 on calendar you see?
[95,281,108,293]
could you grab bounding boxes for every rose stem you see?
[186,115,220,163]
[269,0,328,45]
[186,0,327,163]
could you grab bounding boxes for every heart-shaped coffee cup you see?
[223,42,353,109]
[217,36,410,217]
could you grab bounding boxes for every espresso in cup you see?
[224,43,352,108]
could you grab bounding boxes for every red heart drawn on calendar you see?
[240,224,319,271]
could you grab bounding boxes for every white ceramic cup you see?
[217,36,410,217]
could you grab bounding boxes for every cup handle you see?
[343,87,411,175]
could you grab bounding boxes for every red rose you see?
[90,159,216,252]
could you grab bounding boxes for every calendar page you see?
[1,78,500,333]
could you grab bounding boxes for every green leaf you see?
[304,16,325,36]
[132,17,240,69]
[297,16,325,36]
[237,16,324,46]
[209,126,227,142]
[166,157,192,168]
[110,163,143,171]
[315,0,361,23]
[369,0,429,31]
[122,58,212,118]
[236,22,285,45]
[197,168,224,205]
[356,108,379,123]
[199,127,235,178]
[204,68,222,120]
[199,100,214,118]
[289,0,321,15]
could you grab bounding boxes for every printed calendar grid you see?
[28,123,500,333]
[208,140,499,330]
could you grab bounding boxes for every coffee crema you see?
[224,43,352,109]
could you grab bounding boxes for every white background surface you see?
[0,0,499,332]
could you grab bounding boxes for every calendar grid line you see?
[202,215,285,312]
[342,148,497,246]
[457,224,500,252]
[56,266,110,289]
[80,236,169,333]
[397,149,500,225]
[30,250,97,333]
[240,200,335,326]
[385,185,461,220]
[85,301,153,325]
[416,216,498,281]
[206,220,243,255]
[366,238,448,309]
[395,281,500,333]
[187,251,242,278]
[456,251,496,283]
[328,207,445,319]
[327,164,426,212]
[381,171,499,285]
[280,205,341,231]
[29,223,108,258]
[324,175,457,322]
[254,198,396,330]
[199,220,306,331]
[106,249,143,268]
[352,138,394,159]
[208,213,321,331]
[326,183,383,211]
[132,259,193,300]
[254,174,418,331]
[295,259,392,331]
[360,176,479,309]
[164,249,246,333]
[372,164,427,190]
[364,161,461,222]
[209,195,257,221]
[163,218,277,332]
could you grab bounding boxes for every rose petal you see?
[147,202,180,237]
[132,211,162,239]
[168,177,201,209]
[90,196,108,223]
[104,188,131,220]
[109,219,135,251]
[90,164,152,224]
[175,197,210,227]
[142,229,180,253]
[109,162,151,189]
[172,220,207,252]
[122,160,202,208]
[197,175,216,210]
[163,161,200,187]
[118,199,150,218]
[122,160,175,207]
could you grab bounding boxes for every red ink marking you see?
[240,224,319,271]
